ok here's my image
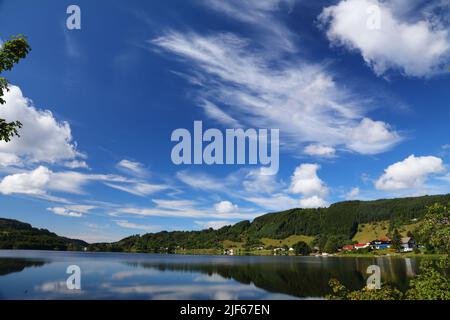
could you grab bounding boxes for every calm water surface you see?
[0,250,423,300]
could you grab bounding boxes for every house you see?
[370,239,392,250]
[224,248,235,256]
[342,245,355,251]
[354,243,370,250]
[401,237,417,252]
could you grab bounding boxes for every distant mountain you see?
[0,218,88,251]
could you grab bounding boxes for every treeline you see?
[88,194,450,253]
[0,218,88,251]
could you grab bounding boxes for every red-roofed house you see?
[354,243,370,250]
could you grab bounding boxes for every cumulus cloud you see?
[299,196,328,208]
[289,164,329,208]
[346,118,401,154]
[152,31,401,155]
[319,0,450,77]
[214,201,238,214]
[0,166,50,196]
[375,155,446,190]
[289,164,328,197]
[0,86,85,166]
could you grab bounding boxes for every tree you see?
[406,257,450,300]
[292,241,311,256]
[0,35,31,142]
[327,279,403,300]
[391,229,402,251]
[416,203,450,254]
[327,256,450,300]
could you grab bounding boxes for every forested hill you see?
[2,193,450,253]
[90,193,450,253]
[0,218,88,250]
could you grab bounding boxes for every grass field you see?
[221,235,315,251]
[261,235,315,247]
[352,220,421,243]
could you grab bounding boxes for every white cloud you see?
[299,196,328,208]
[375,155,446,190]
[195,220,234,230]
[63,160,89,169]
[0,86,85,166]
[116,199,259,220]
[319,0,450,77]
[346,118,401,154]
[177,170,224,191]
[115,220,161,232]
[0,152,21,167]
[289,164,328,197]
[304,144,336,158]
[214,201,238,214]
[346,187,360,199]
[242,169,281,194]
[117,160,147,177]
[47,207,83,218]
[204,0,297,52]
[65,205,97,213]
[246,194,298,211]
[200,100,240,127]
[152,31,401,155]
[105,182,168,197]
[289,164,329,208]
[0,166,50,196]
[0,165,156,198]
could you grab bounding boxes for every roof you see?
[355,243,368,247]
[401,237,412,243]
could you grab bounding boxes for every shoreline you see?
[0,248,446,259]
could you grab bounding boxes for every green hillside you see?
[0,218,88,251]
[88,194,450,253]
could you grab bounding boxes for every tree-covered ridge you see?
[0,218,88,250]
[89,193,450,253]
[1,193,449,253]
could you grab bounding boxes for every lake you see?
[0,250,423,300]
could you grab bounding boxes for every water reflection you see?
[0,251,423,300]
[122,256,419,298]
[0,258,47,276]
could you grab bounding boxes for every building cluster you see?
[342,237,417,253]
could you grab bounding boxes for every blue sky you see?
[0,0,450,242]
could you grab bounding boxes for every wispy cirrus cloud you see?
[151,30,401,156]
